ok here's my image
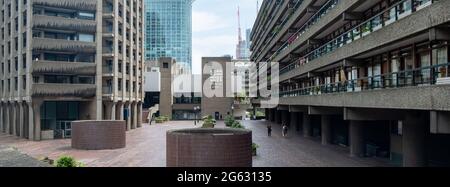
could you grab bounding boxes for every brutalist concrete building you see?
[0,0,145,141]
[251,0,450,166]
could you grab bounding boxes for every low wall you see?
[71,120,126,150]
[167,128,252,167]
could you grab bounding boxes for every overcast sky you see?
[192,0,259,74]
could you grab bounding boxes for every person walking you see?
[267,124,272,137]
[282,124,289,137]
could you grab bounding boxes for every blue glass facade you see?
[145,0,193,70]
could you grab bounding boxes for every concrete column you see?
[32,100,43,141]
[402,114,427,167]
[19,103,24,138]
[281,110,289,125]
[321,115,332,145]
[111,102,116,120]
[275,110,282,124]
[265,109,270,121]
[12,103,17,136]
[104,102,113,120]
[137,102,142,128]
[132,102,137,129]
[270,109,275,122]
[290,112,298,129]
[125,103,131,130]
[0,104,3,133]
[303,113,311,138]
[349,121,364,157]
[27,102,34,140]
[5,104,10,134]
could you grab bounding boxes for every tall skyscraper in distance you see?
[145,0,193,71]
[235,7,251,60]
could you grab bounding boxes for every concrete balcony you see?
[32,38,96,53]
[32,60,96,75]
[33,15,96,33]
[32,83,96,98]
[276,84,450,112]
[32,0,97,11]
[279,0,450,82]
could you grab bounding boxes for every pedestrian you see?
[282,124,288,137]
[267,124,272,137]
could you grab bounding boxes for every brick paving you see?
[0,120,392,167]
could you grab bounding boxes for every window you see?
[78,12,95,20]
[118,79,122,91]
[163,62,169,69]
[78,33,94,42]
[22,75,26,90]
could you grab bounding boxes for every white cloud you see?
[192,35,236,74]
[192,11,229,32]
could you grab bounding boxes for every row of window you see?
[0,75,26,93]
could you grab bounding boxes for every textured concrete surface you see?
[0,145,50,167]
[279,84,450,111]
[0,120,392,167]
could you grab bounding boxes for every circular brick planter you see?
[71,120,126,150]
[167,128,252,167]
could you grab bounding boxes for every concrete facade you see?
[0,0,145,141]
[251,0,450,166]
[201,57,235,119]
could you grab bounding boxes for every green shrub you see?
[224,115,234,127]
[202,115,216,128]
[231,121,245,129]
[155,117,164,123]
[55,156,84,167]
[252,143,259,156]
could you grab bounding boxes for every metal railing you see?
[280,0,435,75]
[254,0,304,56]
[268,0,340,63]
[280,62,450,97]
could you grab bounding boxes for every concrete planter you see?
[167,128,252,167]
[71,120,126,150]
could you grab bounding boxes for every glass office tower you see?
[145,0,193,71]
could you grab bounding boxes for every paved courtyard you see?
[0,120,391,167]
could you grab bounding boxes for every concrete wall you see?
[159,58,175,117]
[71,120,126,150]
[280,85,450,112]
[144,70,161,92]
[201,57,234,119]
[166,128,252,167]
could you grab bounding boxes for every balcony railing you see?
[32,0,97,11]
[33,38,96,53]
[254,0,302,51]
[280,0,435,75]
[254,0,304,59]
[33,60,96,75]
[103,65,113,74]
[103,86,113,94]
[32,83,96,98]
[268,0,340,63]
[280,62,450,97]
[33,15,96,33]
